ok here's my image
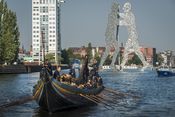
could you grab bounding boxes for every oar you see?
[0,96,34,110]
[105,88,140,99]
[0,81,43,110]
[80,94,114,110]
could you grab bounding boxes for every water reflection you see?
[0,70,175,117]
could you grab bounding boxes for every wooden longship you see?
[33,68,104,112]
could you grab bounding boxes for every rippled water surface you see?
[0,69,175,117]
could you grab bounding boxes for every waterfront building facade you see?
[32,0,62,64]
[120,47,156,66]
[69,46,156,66]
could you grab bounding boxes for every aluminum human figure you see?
[119,2,148,68]
[99,2,119,69]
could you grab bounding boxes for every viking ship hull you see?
[33,78,104,112]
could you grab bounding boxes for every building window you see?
[40,15,48,22]
[49,7,55,11]
[40,6,48,13]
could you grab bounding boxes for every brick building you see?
[69,46,156,66]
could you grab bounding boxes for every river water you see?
[0,69,175,117]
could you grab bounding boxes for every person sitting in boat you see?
[60,74,72,84]
[97,77,103,86]
[69,64,76,78]
[79,55,89,84]
[88,59,99,81]
[53,65,61,81]
[84,80,93,89]
[45,59,53,76]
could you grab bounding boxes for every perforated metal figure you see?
[99,2,120,69]
[119,2,148,68]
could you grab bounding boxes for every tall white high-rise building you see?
[32,0,63,64]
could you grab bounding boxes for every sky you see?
[5,0,175,52]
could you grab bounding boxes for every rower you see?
[69,64,76,78]
[53,65,61,81]
[45,59,53,76]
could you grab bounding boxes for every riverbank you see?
[0,64,69,74]
[0,65,27,74]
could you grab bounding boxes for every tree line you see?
[0,0,20,65]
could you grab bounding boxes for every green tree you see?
[67,48,82,62]
[0,0,5,64]
[61,49,69,64]
[86,42,92,60]
[45,53,55,63]
[57,55,63,64]
[94,49,101,65]
[127,53,142,65]
[116,50,123,65]
[0,0,20,64]
[156,53,164,66]
[67,48,74,58]
[104,55,112,65]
